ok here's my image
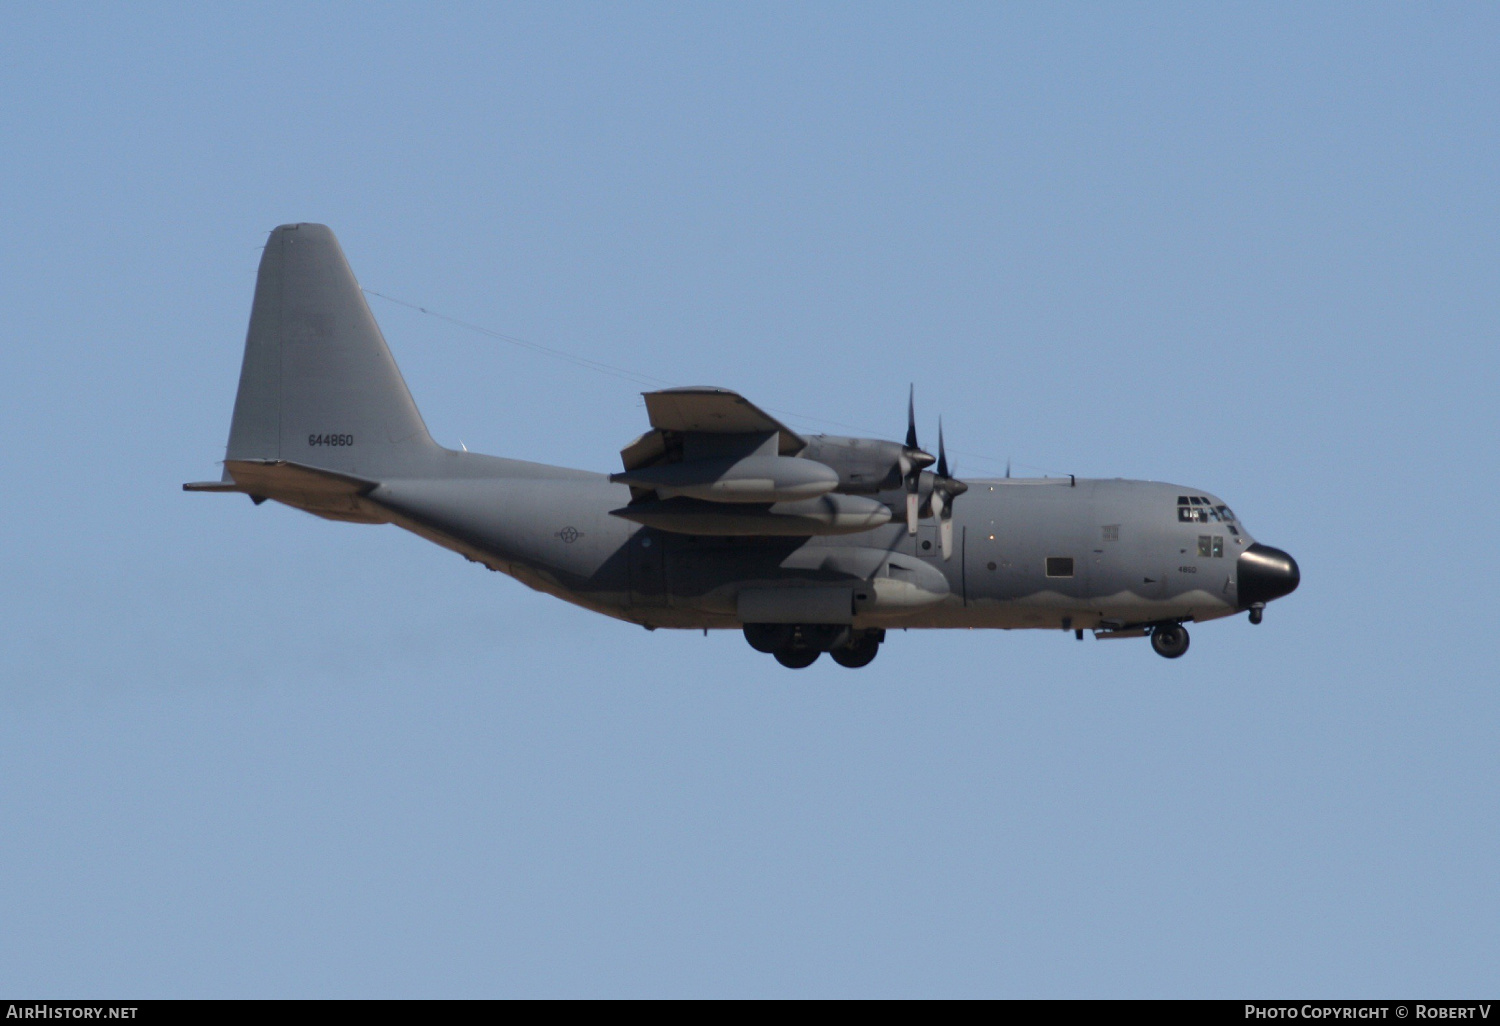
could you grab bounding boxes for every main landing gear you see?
[743,624,886,670]
[1150,623,1190,659]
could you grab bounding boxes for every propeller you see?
[928,419,968,559]
[899,385,935,534]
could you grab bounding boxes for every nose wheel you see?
[1150,624,1190,659]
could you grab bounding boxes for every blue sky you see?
[1,3,1497,996]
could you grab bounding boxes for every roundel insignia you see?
[556,526,582,544]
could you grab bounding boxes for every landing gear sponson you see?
[743,624,886,670]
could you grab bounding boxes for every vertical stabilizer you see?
[224,223,438,479]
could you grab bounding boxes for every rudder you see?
[224,223,438,479]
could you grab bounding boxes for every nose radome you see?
[1237,543,1300,608]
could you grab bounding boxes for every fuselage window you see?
[1198,535,1226,558]
[1045,557,1074,578]
[1216,505,1236,523]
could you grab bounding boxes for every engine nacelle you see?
[610,493,892,536]
[612,454,840,504]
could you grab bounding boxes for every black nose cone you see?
[1237,543,1300,608]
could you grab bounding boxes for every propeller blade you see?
[906,384,918,451]
[897,386,934,533]
[931,419,963,558]
[900,388,934,470]
[904,388,921,533]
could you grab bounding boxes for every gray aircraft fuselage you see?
[366,464,1260,631]
[188,224,1300,667]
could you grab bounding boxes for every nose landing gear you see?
[1150,623,1190,659]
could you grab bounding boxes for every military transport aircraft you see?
[186,224,1300,669]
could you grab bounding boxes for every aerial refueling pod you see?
[611,454,840,504]
[610,492,892,536]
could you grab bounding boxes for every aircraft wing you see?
[620,387,805,471]
[611,388,893,536]
[644,387,798,437]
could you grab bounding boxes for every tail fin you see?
[224,223,438,478]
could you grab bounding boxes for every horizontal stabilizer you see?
[183,459,386,524]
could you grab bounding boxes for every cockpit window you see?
[1179,496,1206,521]
[1178,496,1235,523]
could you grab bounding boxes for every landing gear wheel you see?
[1151,624,1190,659]
[743,623,793,654]
[774,647,821,669]
[830,633,880,669]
